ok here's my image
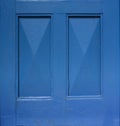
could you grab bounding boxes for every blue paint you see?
[0,0,119,126]
[68,16,101,96]
[19,17,51,97]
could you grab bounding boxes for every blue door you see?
[0,0,119,126]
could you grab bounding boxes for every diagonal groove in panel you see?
[71,22,100,95]
[19,17,51,97]
[19,21,33,84]
[22,20,51,82]
[69,17,101,96]
[24,24,51,95]
[20,18,50,55]
[69,20,84,54]
[69,18,99,54]
[69,22,84,88]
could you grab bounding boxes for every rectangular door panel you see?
[19,16,52,97]
[68,16,101,96]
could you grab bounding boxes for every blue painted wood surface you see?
[0,0,119,126]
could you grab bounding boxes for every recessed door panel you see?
[68,16,101,96]
[19,17,51,97]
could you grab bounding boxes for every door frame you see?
[0,0,16,125]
